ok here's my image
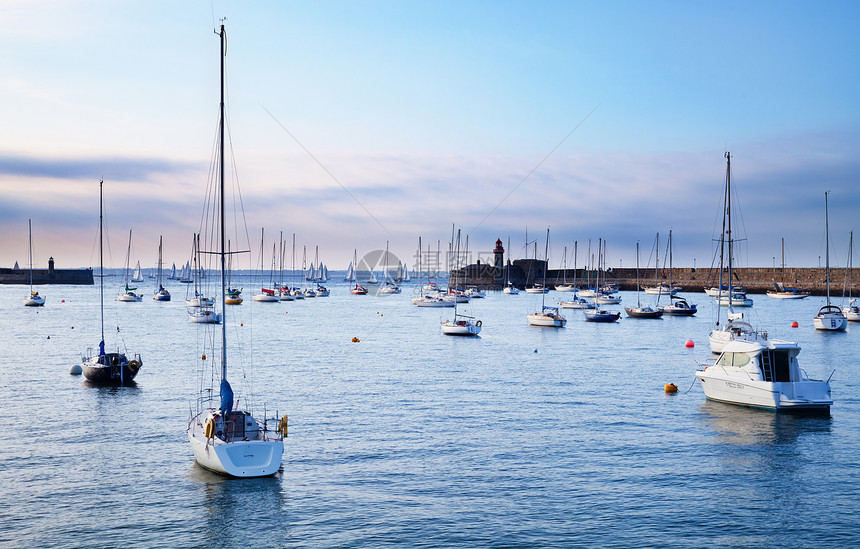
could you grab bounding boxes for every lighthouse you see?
[493,239,504,269]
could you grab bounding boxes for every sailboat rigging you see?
[186,24,285,477]
[81,181,143,384]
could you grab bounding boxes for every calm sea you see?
[1,277,858,548]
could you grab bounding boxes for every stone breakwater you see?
[457,262,859,296]
[0,267,93,285]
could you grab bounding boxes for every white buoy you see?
[70,364,82,375]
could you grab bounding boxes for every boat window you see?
[718,352,751,367]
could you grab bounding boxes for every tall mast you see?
[28,219,33,291]
[636,241,641,307]
[542,228,549,309]
[218,24,227,382]
[726,152,733,301]
[825,191,831,305]
[99,181,105,345]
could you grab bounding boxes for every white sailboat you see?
[527,229,567,327]
[442,229,482,335]
[503,237,520,295]
[766,238,810,299]
[843,231,860,321]
[117,229,143,302]
[187,24,285,477]
[583,238,621,322]
[23,219,45,307]
[379,241,401,294]
[153,236,171,301]
[186,233,216,308]
[187,234,220,323]
[82,180,143,384]
[131,260,144,282]
[252,229,279,302]
[709,153,763,352]
[659,231,697,316]
[814,191,847,331]
[625,241,663,319]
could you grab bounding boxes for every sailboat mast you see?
[542,228,549,309]
[825,191,831,305]
[573,241,578,289]
[636,241,641,307]
[218,24,227,382]
[28,219,33,291]
[726,152,734,302]
[99,181,105,345]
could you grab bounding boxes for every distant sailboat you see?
[118,229,143,302]
[527,229,567,327]
[23,219,45,307]
[131,260,144,282]
[814,191,847,331]
[153,236,171,301]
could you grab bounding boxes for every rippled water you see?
[2,280,858,547]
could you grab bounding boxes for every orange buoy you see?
[61,299,65,303]
[351,337,360,343]
[664,383,678,393]
[791,321,799,328]
[685,339,694,348]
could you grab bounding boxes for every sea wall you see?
[0,268,94,285]
[455,264,859,296]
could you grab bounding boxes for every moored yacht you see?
[695,339,832,413]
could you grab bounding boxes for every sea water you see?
[1,279,858,547]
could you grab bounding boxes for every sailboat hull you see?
[527,313,567,327]
[82,353,141,385]
[187,411,283,477]
[24,295,45,306]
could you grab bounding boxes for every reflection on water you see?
[700,400,832,447]
[191,464,289,546]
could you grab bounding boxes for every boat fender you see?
[204,417,216,439]
[475,320,482,327]
[128,359,141,372]
[278,415,289,437]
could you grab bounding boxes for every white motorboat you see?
[526,284,548,294]
[814,192,847,331]
[695,339,832,413]
[23,219,45,307]
[187,24,285,478]
[81,180,142,385]
[464,287,485,298]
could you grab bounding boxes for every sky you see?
[2,0,859,272]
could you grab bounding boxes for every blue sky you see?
[1,1,859,271]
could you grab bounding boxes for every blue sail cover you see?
[219,379,234,421]
[98,340,105,356]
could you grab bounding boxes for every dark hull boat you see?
[82,352,142,385]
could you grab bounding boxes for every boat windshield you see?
[717,352,751,368]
